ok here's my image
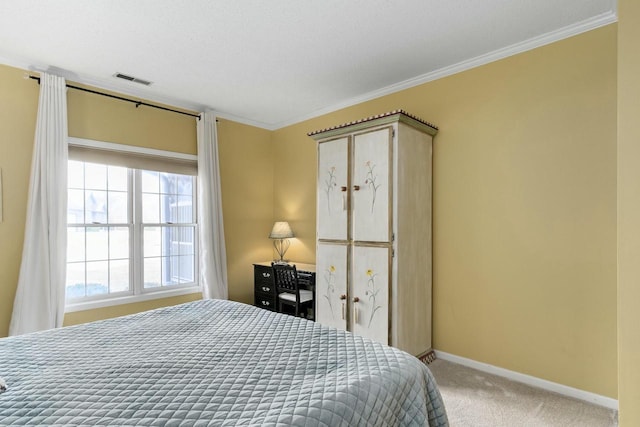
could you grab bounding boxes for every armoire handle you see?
[353,297,360,324]
[339,295,347,320]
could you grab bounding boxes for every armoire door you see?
[317,137,349,241]
[315,242,348,331]
[352,128,391,243]
[351,245,390,345]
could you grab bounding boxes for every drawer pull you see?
[261,286,271,292]
[353,297,360,324]
[262,272,271,278]
[261,300,270,306]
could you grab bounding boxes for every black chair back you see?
[272,263,299,295]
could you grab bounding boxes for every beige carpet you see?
[428,359,618,427]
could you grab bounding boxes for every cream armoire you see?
[308,110,438,357]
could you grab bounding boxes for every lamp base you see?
[272,259,290,265]
[272,238,291,265]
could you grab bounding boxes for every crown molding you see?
[0,54,206,114]
[272,8,618,130]
[0,5,618,132]
[0,54,275,130]
[214,111,277,130]
[0,52,275,129]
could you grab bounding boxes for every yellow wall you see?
[67,83,198,154]
[0,66,39,337]
[617,0,640,424]
[271,125,317,264]
[273,25,618,398]
[0,64,274,335]
[0,22,621,401]
[217,119,274,303]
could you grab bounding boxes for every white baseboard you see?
[434,350,618,411]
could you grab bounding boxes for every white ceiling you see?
[0,0,617,130]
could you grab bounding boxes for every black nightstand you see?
[254,263,276,311]
[253,262,316,320]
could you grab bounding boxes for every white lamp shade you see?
[269,221,294,239]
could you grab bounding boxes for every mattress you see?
[0,300,448,426]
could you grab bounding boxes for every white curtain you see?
[197,111,228,299]
[10,73,68,335]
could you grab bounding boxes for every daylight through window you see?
[66,160,198,304]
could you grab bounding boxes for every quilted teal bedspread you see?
[0,300,448,426]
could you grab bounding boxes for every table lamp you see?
[269,221,294,263]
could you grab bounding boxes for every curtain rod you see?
[29,75,201,120]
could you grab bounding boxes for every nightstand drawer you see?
[256,283,275,294]
[254,292,276,311]
[254,265,274,285]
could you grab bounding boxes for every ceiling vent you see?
[113,72,153,86]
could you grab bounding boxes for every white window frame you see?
[65,137,201,313]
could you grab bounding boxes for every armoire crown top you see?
[307,110,438,138]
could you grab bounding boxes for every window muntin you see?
[66,160,197,304]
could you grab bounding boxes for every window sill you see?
[64,286,202,313]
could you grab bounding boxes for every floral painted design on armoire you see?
[309,110,437,358]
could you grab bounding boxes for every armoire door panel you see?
[317,137,349,241]
[351,245,389,345]
[316,243,348,331]
[352,128,391,243]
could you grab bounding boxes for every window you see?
[140,170,196,289]
[67,162,131,299]
[65,140,198,310]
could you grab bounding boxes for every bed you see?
[0,300,448,426]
